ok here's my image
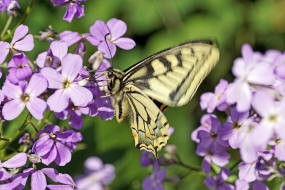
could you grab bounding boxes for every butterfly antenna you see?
[104,33,115,66]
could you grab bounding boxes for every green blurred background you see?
[1,0,285,189]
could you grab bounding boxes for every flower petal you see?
[61,54,82,81]
[55,143,71,166]
[42,168,75,185]
[67,84,92,107]
[47,185,74,190]
[89,20,109,41]
[33,136,54,156]
[252,90,274,117]
[63,3,76,22]
[0,41,10,64]
[31,170,47,190]
[26,74,48,97]
[2,99,25,120]
[13,34,34,51]
[59,31,82,47]
[2,153,27,168]
[226,81,251,112]
[15,67,33,81]
[69,111,83,130]
[107,18,127,40]
[26,97,47,120]
[36,52,47,68]
[114,37,136,50]
[2,80,22,99]
[50,41,68,61]
[11,24,28,44]
[98,41,116,59]
[41,67,64,89]
[248,64,275,85]
[41,145,57,166]
[47,90,69,112]
[85,34,99,46]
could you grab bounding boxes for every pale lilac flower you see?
[32,125,82,166]
[0,24,34,64]
[41,54,93,112]
[204,168,234,190]
[251,90,285,147]
[76,156,115,190]
[36,40,68,69]
[143,161,166,190]
[50,0,86,22]
[0,153,27,181]
[200,79,228,113]
[0,167,76,190]
[6,53,33,84]
[89,18,136,58]
[2,74,47,120]
[191,114,216,143]
[226,44,275,112]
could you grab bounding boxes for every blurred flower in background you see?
[76,156,115,190]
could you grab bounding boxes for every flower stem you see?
[174,155,201,172]
[0,15,13,40]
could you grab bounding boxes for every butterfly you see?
[104,40,220,158]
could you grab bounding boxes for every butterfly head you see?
[105,67,124,94]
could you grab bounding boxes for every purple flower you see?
[142,161,166,190]
[6,53,33,84]
[204,168,234,190]
[36,40,68,69]
[89,18,136,58]
[0,153,27,181]
[2,74,48,120]
[196,117,230,173]
[191,114,217,143]
[41,53,93,112]
[0,24,34,64]
[226,44,275,112]
[32,125,82,166]
[0,167,76,190]
[251,90,285,147]
[76,156,115,189]
[200,79,229,113]
[50,0,86,22]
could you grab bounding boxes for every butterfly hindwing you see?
[123,85,169,157]
[122,40,220,107]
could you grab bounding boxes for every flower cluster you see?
[0,17,135,189]
[193,44,285,189]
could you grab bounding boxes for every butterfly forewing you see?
[122,40,220,106]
